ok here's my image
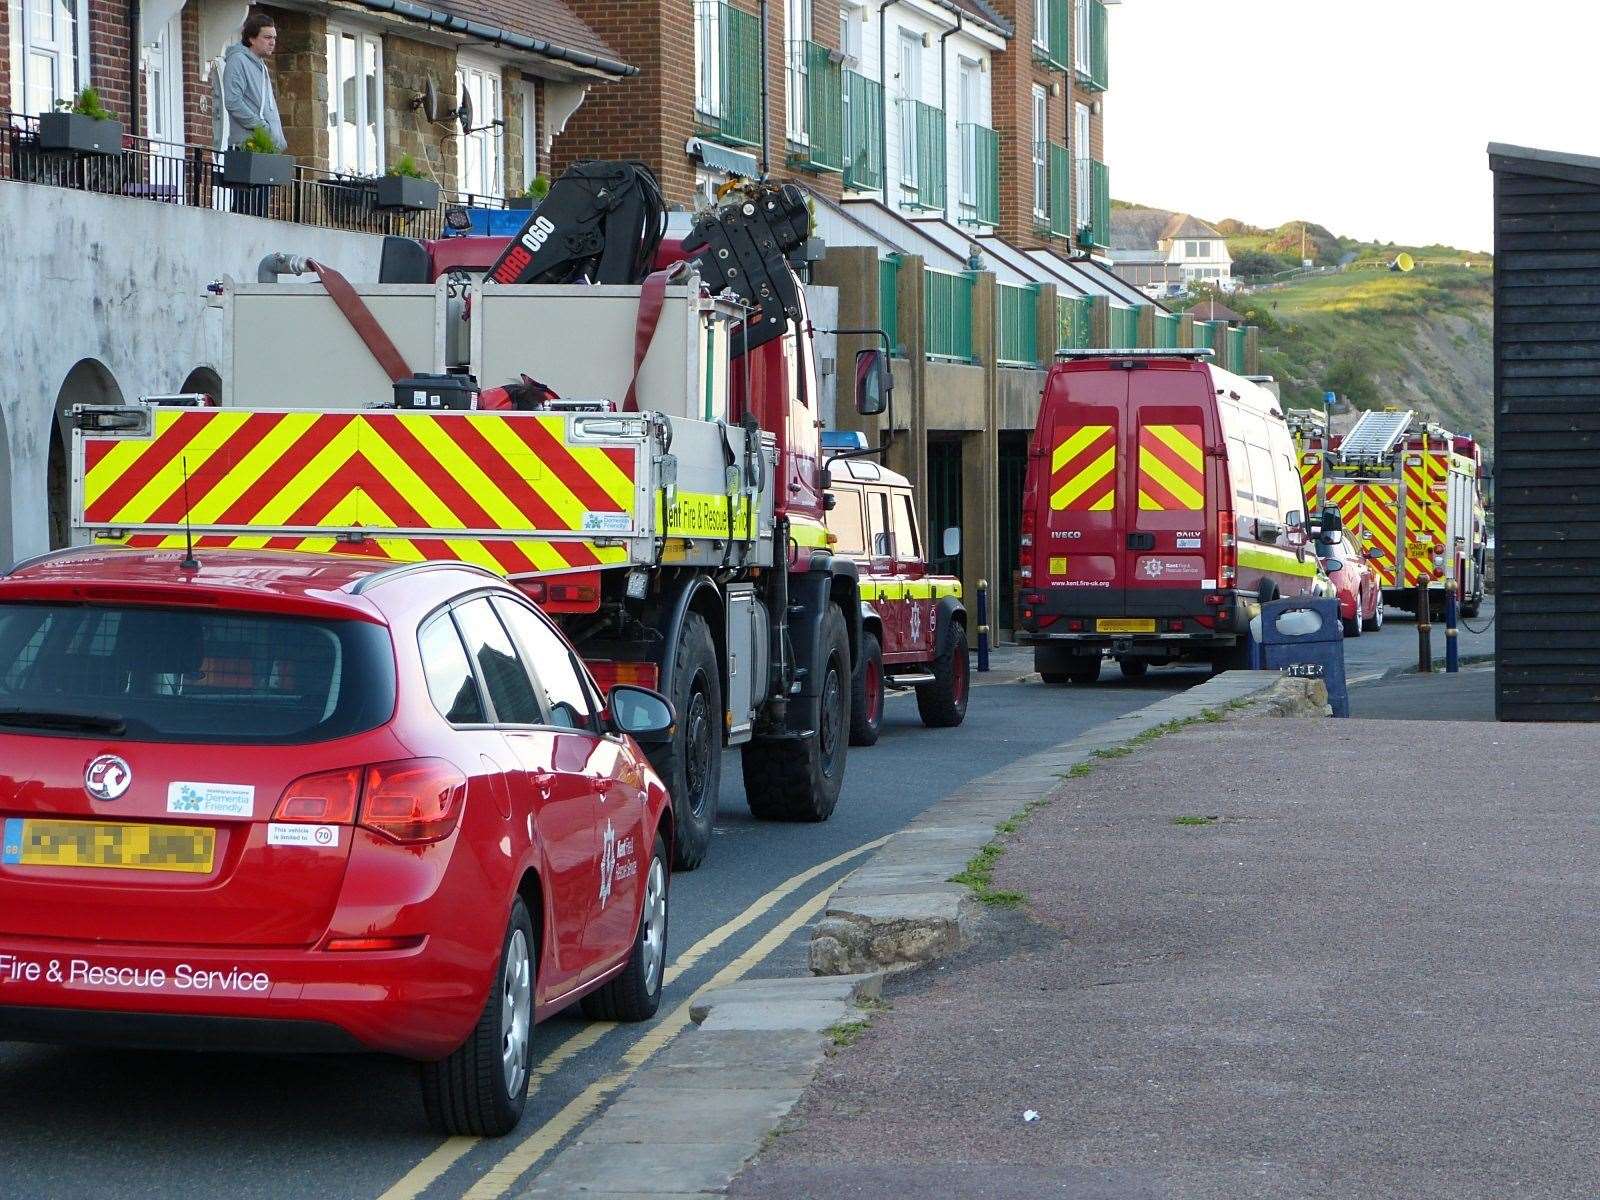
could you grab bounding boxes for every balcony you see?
[0,112,494,239]
[1057,294,1092,351]
[697,1,762,148]
[956,122,998,228]
[1076,158,1109,250]
[996,283,1040,367]
[896,98,946,212]
[788,40,843,173]
[1047,142,1071,238]
[1074,0,1109,92]
[843,71,884,192]
[1033,0,1069,70]
[924,267,974,361]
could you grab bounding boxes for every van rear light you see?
[1218,509,1238,586]
[1036,614,1059,629]
[1167,619,1184,631]
[274,767,362,824]
[1067,618,1085,632]
[359,758,468,844]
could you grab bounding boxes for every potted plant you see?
[375,153,441,211]
[222,125,294,187]
[507,174,550,210]
[38,88,123,155]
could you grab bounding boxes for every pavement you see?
[731,691,1590,1200]
[1351,663,1494,721]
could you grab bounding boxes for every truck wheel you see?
[420,898,535,1137]
[1118,657,1148,680]
[1066,656,1101,684]
[580,834,669,1023]
[916,620,969,728]
[849,631,884,747]
[647,613,720,872]
[1461,597,1481,620]
[742,604,849,822]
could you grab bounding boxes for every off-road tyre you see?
[420,899,535,1138]
[849,631,884,746]
[647,613,720,872]
[742,604,849,822]
[581,834,669,1022]
[1118,657,1148,680]
[916,619,969,728]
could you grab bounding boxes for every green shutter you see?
[958,123,999,227]
[790,41,842,173]
[899,99,946,211]
[1048,142,1071,237]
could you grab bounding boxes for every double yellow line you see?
[378,834,890,1200]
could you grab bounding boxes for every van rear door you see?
[1038,366,1126,616]
[1124,366,1214,617]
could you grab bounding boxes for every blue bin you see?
[1257,596,1348,717]
[457,207,530,237]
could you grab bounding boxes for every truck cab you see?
[824,457,968,744]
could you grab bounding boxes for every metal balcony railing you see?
[957,122,998,227]
[1154,311,1182,349]
[843,70,884,191]
[1047,142,1072,238]
[897,98,946,211]
[996,282,1040,367]
[1074,0,1108,92]
[1057,294,1093,350]
[696,1,762,147]
[1108,303,1138,350]
[879,253,901,353]
[789,40,843,173]
[1033,0,1069,69]
[924,268,974,361]
[1,112,498,238]
[1078,158,1109,250]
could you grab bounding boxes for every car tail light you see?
[324,935,426,952]
[1218,509,1237,586]
[359,758,468,844]
[274,767,362,824]
[587,659,660,694]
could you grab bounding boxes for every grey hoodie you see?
[222,42,286,151]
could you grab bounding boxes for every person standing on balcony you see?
[223,13,287,153]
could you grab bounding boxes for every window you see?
[141,11,184,156]
[326,26,384,176]
[696,0,722,117]
[1031,85,1047,219]
[1033,0,1049,50]
[1074,0,1091,74]
[457,57,504,199]
[867,488,892,558]
[419,611,487,725]
[1247,443,1279,519]
[897,29,921,187]
[1074,101,1091,229]
[957,58,980,207]
[453,598,542,724]
[838,3,863,65]
[827,484,868,555]
[891,491,919,559]
[1227,436,1252,511]
[787,0,811,145]
[11,0,84,116]
[0,603,396,744]
[493,597,597,732]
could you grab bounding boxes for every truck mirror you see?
[854,348,891,416]
[942,527,961,558]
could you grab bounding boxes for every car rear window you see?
[0,603,396,744]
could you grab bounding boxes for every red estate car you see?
[1314,530,1384,637]
[0,549,675,1136]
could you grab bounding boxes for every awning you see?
[687,137,759,179]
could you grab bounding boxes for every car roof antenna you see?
[179,456,200,572]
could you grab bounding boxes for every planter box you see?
[37,113,123,155]
[222,149,294,187]
[374,175,441,212]
[506,196,537,209]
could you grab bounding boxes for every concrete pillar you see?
[894,255,930,541]
[1090,295,1110,348]
[1245,326,1261,375]
[1137,303,1156,349]
[813,246,880,442]
[1033,283,1058,367]
[1177,311,1195,348]
[963,271,999,648]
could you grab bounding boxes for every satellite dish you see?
[1389,252,1415,273]
[458,87,474,135]
[421,78,443,124]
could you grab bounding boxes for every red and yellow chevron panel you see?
[80,409,638,574]
[1137,423,1204,512]
[1401,452,1447,585]
[1357,483,1398,587]
[1050,424,1116,512]
[1298,452,1323,515]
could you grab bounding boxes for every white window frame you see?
[897,29,921,189]
[141,10,184,156]
[695,0,723,119]
[326,24,386,177]
[1031,85,1047,220]
[957,57,980,209]
[1074,0,1091,74]
[456,56,505,200]
[1033,0,1049,51]
[838,2,863,67]
[10,0,88,117]
[1074,100,1091,229]
[787,0,812,145]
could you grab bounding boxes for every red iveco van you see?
[1016,350,1320,683]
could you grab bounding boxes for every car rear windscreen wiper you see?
[0,708,128,735]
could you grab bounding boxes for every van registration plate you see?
[2,818,215,874]
[1095,619,1155,633]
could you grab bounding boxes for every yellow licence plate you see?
[1096,619,1156,634]
[2,818,215,874]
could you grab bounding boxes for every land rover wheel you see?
[849,631,884,746]
[647,613,721,872]
[742,604,849,822]
[916,620,969,728]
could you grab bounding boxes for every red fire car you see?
[0,549,674,1137]
[1315,531,1384,636]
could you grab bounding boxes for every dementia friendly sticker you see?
[167,782,254,819]
[267,823,339,848]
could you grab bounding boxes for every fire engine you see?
[1293,408,1487,618]
[69,165,884,871]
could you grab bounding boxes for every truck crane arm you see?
[486,160,667,286]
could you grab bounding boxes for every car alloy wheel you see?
[641,855,667,991]
[501,927,533,1098]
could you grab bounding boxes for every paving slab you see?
[696,998,854,1033]
[580,1086,802,1145]
[520,1142,757,1195]
[629,1029,826,1092]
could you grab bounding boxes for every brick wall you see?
[88,0,133,125]
[383,34,457,187]
[990,0,1069,248]
[262,6,328,167]
[503,68,528,195]
[183,3,210,149]
[1,0,10,115]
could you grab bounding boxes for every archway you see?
[50,360,123,550]
[180,365,223,406]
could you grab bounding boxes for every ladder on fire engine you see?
[1338,409,1414,462]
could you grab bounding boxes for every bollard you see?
[1445,584,1459,673]
[1416,582,1432,673]
[976,579,990,673]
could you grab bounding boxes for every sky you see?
[1106,0,1600,252]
